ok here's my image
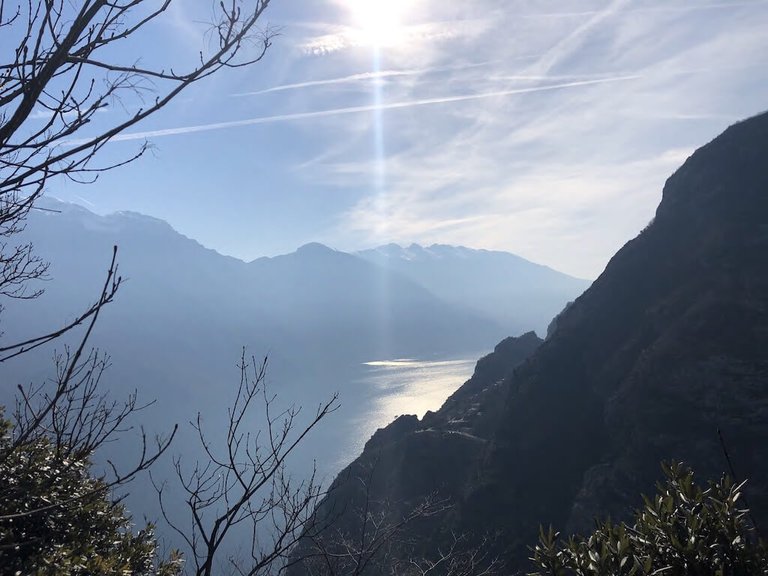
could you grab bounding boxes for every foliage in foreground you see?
[0,415,182,576]
[530,462,768,576]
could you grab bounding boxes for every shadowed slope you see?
[299,111,768,572]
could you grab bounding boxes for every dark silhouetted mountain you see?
[358,243,590,336]
[299,111,768,573]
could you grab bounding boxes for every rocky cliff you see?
[297,111,768,573]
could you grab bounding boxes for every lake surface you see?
[332,356,479,470]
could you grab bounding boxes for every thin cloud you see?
[530,0,631,77]
[521,0,768,18]
[321,0,768,277]
[300,20,490,55]
[232,62,494,97]
[233,71,412,96]
[72,75,640,145]
[629,0,768,12]
[164,0,206,52]
[336,148,695,278]
[73,195,97,209]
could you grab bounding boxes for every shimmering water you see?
[334,356,478,469]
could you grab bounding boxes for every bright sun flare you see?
[347,0,410,47]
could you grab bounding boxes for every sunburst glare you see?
[346,0,410,47]
[340,0,415,356]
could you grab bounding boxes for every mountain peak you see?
[295,242,335,255]
[32,197,176,236]
[657,110,768,225]
[302,111,768,573]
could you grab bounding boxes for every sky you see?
[40,0,768,279]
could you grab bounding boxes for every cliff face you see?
[300,111,768,572]
[474,112,768,557]
[291,333,543,572]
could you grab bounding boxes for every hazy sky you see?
[46,0,768,278]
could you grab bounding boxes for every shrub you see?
[530,462,768,575]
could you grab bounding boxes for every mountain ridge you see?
[358,242,591,336]
[27,199,588,343]
[296,110,768,573]
[359,242,589,280]
[1,199,587,505]
[39,197,593,286]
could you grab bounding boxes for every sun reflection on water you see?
[335,356,478,469]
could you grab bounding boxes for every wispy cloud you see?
[623,0,768,13]
[73,195,97,209]
[299,19,491,55]
[333,148,695,278]
[232,62,494,97]
[81,0,768,278]
[517,0,768,19]
[70,75,639,145]
[300,0,768,277]
[164,0,205,51]
[233,70,413,96]
[29,107,110,120]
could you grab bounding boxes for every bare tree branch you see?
[0,0,276,323]
[155,352,339,576]
[0,246,176,524]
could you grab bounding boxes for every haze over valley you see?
[1,1,767,573]
[0,199,588,486]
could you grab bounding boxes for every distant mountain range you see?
[357,243,588,336]
[0,201,587,479]
[296,111,768,573]
[1,201,588,374]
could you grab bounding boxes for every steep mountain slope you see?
[301,111,768,572]
[358,244,590,337]
[288,332,544,573]
[477,110,768,560]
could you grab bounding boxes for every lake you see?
[331,356,479,471]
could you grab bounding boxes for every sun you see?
[346,0,410,47]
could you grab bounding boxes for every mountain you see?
[245,241,499,362]
[0,201,585,509]
[298,111,768,572]
[0,203,589,391]
[357,243,590,337]
[1,202,497,367]
[0,202,509,447]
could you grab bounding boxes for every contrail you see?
[232,71,412,96]
[232,61,494,97]
[73,195,97,209]
[71,75,641,145]
[523,0,768,17]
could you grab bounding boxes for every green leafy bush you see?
[530,462,768,576]
[0,416,182,576]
